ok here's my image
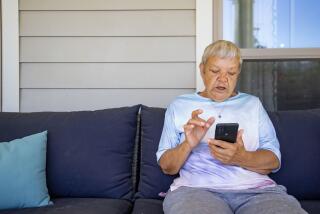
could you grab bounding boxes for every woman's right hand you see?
[183,109,215,150]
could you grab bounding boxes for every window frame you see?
[0,0,2,112]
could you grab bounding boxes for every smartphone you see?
[214,123,239,143]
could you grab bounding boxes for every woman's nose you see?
[217,73,228,82]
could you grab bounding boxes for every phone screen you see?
[214,123,239,143]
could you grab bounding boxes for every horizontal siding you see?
[19,0,195,10]
[19,0,196,111]
[20,89,194,112]
[20,11,195,36]
[20,37,195,62]
[20,63,196,88]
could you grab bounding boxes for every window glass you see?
[238,60,320,111]
[223,0,320,48]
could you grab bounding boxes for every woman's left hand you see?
[208,130,246,165]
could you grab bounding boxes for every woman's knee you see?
[163,187,232,214]
[236,193,307,214]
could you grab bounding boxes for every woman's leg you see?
[235,186,307,214]
[163,186,233,214]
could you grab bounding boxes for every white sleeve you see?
[156,104,180,162]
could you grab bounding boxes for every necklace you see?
[217,105,225,119]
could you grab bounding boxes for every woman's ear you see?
[199,63,205,79]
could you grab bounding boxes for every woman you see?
[157,40,307,214]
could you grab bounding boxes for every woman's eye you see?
[228,72,236,76]
[210,69,219,73]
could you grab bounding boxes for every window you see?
[223,0,320,48]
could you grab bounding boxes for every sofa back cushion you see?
[269,109,320,200]
[136,106,177,199]
[0,106,140,199]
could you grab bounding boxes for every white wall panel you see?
[20,63,196,88]
[20,89,194,112]
[20,11,195,36]
[19,0,195,10]
[20,37,195,62]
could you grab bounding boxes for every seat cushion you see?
[0,198,132,214]
[0,106,140,199]
[132,199,163,214]
[135,106,177,199]
[269,109,320,200]
[300,200,320,214]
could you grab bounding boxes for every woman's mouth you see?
[216,86,226,91]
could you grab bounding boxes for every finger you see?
[214,153,226,161]
[187,118,206,127]
[209,139,233,150]
[184,124,194,130]
[183,124,194,134]
[191,109,203,119]
[210,147,232,163]
[212,146,231,158]
[208,140,228,154]
[236,129,244,146]
[210,144,225,154]
[210,150,227,162]
[204,117,215,128]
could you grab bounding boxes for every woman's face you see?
[200,56,240,102]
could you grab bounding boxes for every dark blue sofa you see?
[0,105,319,213]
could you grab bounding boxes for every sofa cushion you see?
[300,200,320,214]
[132,199,163,214]
[269,109,320,200]
[0,198,132,214]
[0,106,140,199]
[135,106,177,199]
[0,131,51,210]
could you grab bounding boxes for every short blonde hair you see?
[201,40,242,66]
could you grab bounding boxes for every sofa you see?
[0,105,319,214]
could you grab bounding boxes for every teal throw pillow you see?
[0,131,52,210]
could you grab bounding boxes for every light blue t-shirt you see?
[157,92,281,191]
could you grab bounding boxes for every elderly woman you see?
[157,40,306,214]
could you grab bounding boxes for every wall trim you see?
[1,0,19,112]
[0,0,2,111]
[196,0,213,92]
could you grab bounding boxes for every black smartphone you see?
[214,123,239,143]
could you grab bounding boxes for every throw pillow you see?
[0,131,51,210]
